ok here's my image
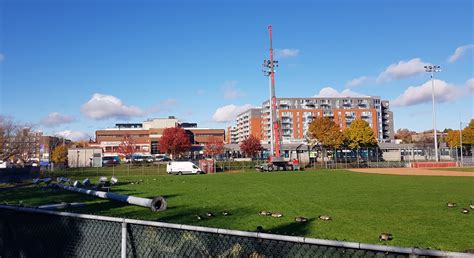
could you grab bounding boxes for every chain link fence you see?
[1,205,468,257]
[43,161,269,179]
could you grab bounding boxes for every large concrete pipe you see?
[57,184,167,212]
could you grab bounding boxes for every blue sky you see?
[0,0,472,140]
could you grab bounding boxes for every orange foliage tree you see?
[204,136,224,158]
[117,134,135,159]
[159,127,191,159]
[239,135,263,158]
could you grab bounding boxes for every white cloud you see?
[222,81,245,99]
[81,93,144,120]
[275,48,300,58]
[345,76,374,88]
[148,98,178,114]
[161,98,177,107]
[40,112,75,127]
[212,104,253,122]
[448,44,474,63]
[314,87,368,98]
[466,78,474,92]
[392,79,466,107]
[377,58,430,83]
[55,130,90,141]
[0,53,4,63]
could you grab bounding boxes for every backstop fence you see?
[0,205,470,257]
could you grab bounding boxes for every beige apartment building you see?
[260,96,394,144]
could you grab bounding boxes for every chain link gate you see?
[0,206,469,257]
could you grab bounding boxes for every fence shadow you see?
[266,218,316,236]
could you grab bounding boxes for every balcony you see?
[305,101,316,107]
[320,103,331,109]
[323,112,334,118]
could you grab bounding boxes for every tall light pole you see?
[460,121,463,167]
[424,65,441,162]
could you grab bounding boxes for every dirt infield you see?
[349,168,474,177]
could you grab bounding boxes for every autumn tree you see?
[446,130,461,148]
[51,145,68,166]
[159,127,191,160]
[462,119,474,145]
[394,128,415,143]
[204,137,224,159]
[307,117,344,149]
[343,119,378,149]
[73,140,90,148]
[239,135,263,158]
[117,134,136,159]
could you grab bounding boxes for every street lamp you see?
[424,65,441,162]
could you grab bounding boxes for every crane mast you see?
[258,25,300,172]
[263,25,281,159]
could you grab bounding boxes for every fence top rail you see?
[0,204,471,257]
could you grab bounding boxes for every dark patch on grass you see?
[266,218,316,236]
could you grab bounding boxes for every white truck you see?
[166,161,203,175]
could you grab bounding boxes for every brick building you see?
[226,126,238,144]
[260,96,394,143]
[235,108,262,143]
[93,118,225,157]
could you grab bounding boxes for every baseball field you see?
[1,168,473,252]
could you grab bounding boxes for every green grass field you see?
[1,169,473,252]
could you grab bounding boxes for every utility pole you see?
[460,121,463,167]
[424,65,441,162]
[262,25,280,158]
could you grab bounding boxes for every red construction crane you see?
[263,25,281,159]
[258,25,300,172]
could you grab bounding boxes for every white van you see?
[166,161,203,175]
[0,160,9,169]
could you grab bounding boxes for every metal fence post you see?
[121,221,127,258]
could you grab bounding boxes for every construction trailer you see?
[67,148,103,168]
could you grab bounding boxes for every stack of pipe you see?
[53,177,167,212]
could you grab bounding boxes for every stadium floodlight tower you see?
[424,65,441,162]
[262,25,281,160]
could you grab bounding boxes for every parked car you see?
[166,161,203,175]
[102,156,120,167]
[154,154,171,162]
[26,158,39,167]
[142,155,154,163]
